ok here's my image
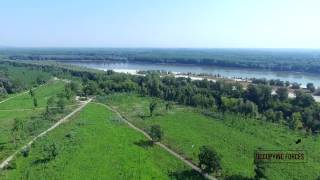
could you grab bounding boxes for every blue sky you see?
[0,0,319,48]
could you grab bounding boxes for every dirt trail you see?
[0,98,92,170]
[92,102,217,180]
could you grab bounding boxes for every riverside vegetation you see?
[0,60,319,179]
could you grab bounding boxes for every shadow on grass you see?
[133,139,154,148]
[168,169,206,180]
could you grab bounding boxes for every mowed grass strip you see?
[101,93,320,180]
[1,103,203,180]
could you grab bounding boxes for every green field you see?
[99,93,320,179]
[0,63,51,90]
[0,79,77,162]
[0,80,67,110]
[1,103,202,179]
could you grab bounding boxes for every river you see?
[66,61,320,88]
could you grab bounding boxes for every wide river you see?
[67,61,320,88]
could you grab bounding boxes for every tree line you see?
[2,60,320,133]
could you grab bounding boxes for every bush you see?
[198,146,221,174]
[149,125,163,142]
[21,147,30,157]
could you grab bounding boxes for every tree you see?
[149,125,163,142]
[64,84,73,100]
[11,118,24,147]
[149,100,158,117]
[246,84,272,111]
[42,142,59,161]
[69,81,81,94]
[285,81,290,87]
[254,159,267,180]
[276,87,288,101]
[264,109,276,122]
[294,90,315,107]
[29,88,35,97]
[83,81,99,96]
[45,96,56,116]
[291,112,303,130]
[57,97,66,112]
[291,83,300,89]
[221,96,240,112]
[198,146,221,174]
[33,97,38,108]
[165,101,173,111]
[237,100,258,117]
[275,111,284,123]
[307,83,316,93]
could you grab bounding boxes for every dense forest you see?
[2,48,320,74]
[1,60,319,134]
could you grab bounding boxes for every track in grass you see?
[101,93,320,180]
[1,103,204,180]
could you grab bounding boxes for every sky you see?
[0,0,320,48]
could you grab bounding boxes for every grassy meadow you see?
[0,63,51,90]
[99,93,320,180]
[0,80,77,162]
[1,103,203,180]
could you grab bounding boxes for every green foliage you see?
[83,81,99,96]
[290,112,303,130]
[6,48,320,74]
[0,79,75,162]
[33,97,38,107]
[57,97,66,112]
[2,104,197,179]
[198,146,221,174]
[165,101,173,111]
[29,89,35,97]
[307,83,316,93]
[149,125,163,142]
[0,62,51,94]
[294,90,315,108]
[11,118,24,146]
[102,93,320,179]
[149,100,158,117]
[276,87,288,101]
[254,160,267,180]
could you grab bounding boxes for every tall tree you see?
[291,112,303,130]
[149,100,158,117]
[276,87,288,101]
[33,97,38,108]
[307,83,316,93]
[11,118,24,147]
[149,125,163,142]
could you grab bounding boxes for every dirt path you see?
[92,102,217,180]
[0,98,92,170]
